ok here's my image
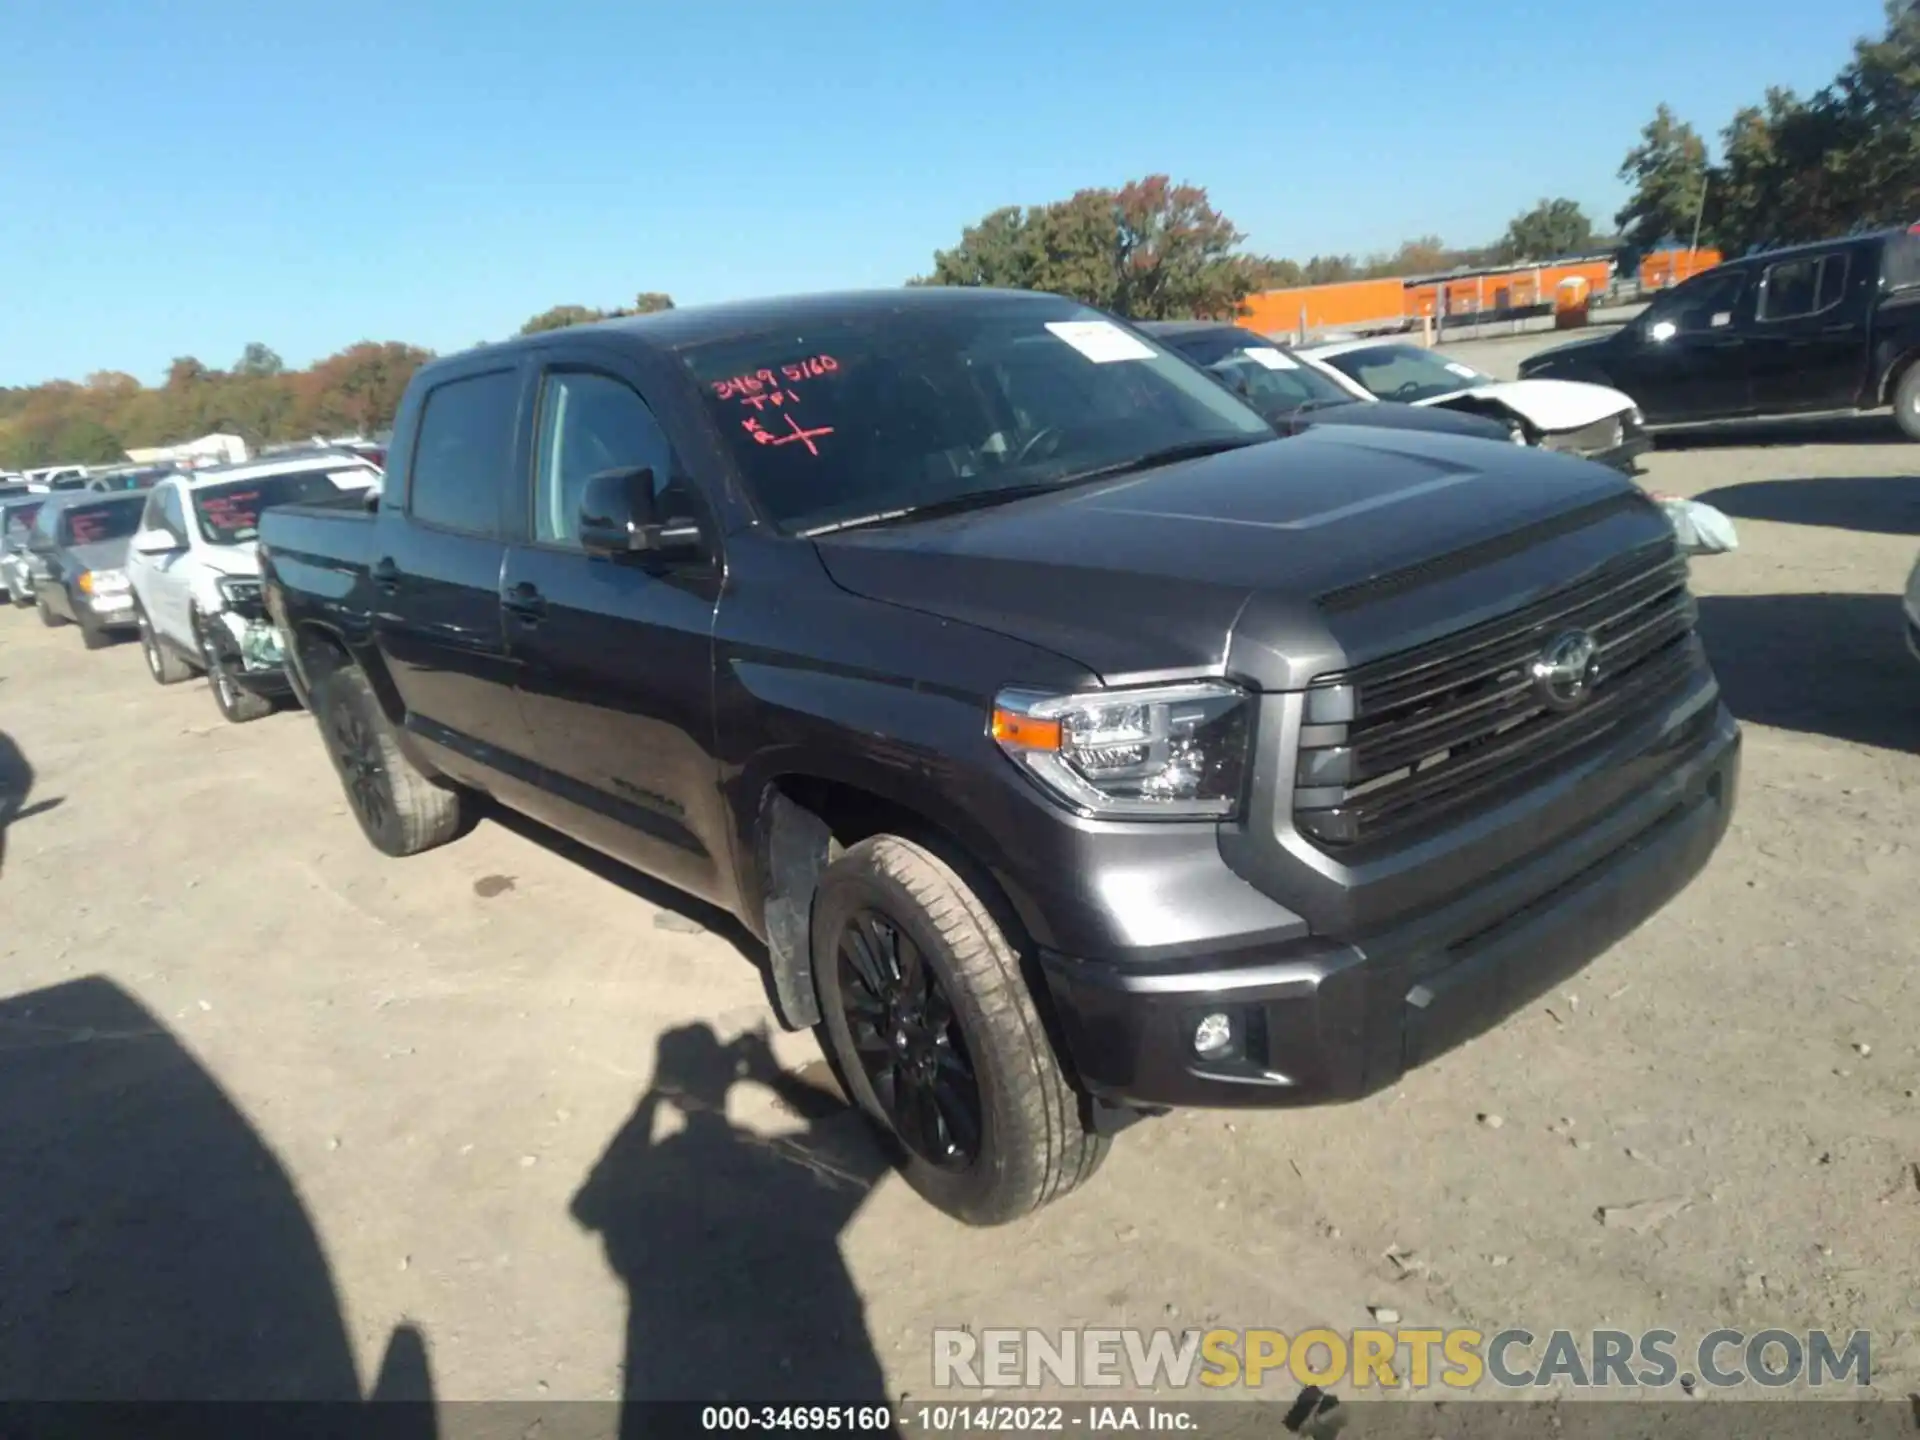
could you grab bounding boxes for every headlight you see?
[215,574,265,613]
[991,680,1253,819]
[78,568,129,595]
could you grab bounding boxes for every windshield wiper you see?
[801,437,1262,538]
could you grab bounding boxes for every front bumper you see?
[1039,704,1740,1109]
[79,591,138,630]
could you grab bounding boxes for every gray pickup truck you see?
[259,288,1741,1225]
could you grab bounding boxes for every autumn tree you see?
[1615,104,1711,251]
[1498,198,1596,261]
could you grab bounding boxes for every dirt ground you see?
[2,343,1916,1419]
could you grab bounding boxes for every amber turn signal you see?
[990,709,1062,752]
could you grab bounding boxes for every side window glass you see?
[532,372,677,546]
[1816,254,1850,311]
[409,370,520,536]
[140,491,164,531]
[162,488,186,536]
[1759,258,1821,321]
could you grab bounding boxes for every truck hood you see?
[1522,332,1619,370]
[811,428,1664,688]
[62,538,134,574]
[1417,378,1632,431]
[195,544,261,579]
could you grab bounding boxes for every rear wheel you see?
[811,835,1106,1226]
[138,606,196,684]
[310,660,465,856]
[1894,364,1920,442]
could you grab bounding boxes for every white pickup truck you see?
[125,452,380,722]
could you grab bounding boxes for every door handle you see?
[370,557,401,594]
[502,581,547,621]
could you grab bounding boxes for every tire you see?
[309,660,465,857]
[9,587,30,610]
[1894,364,1920,442]
[811,835,1107,1226]
[37,591,66,627]
[193,611,274,723]
[79,616,112,650]
[138,606,196,684]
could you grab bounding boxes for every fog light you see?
[1193,1012,1235,1057]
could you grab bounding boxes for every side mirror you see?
[577,466,702,559]
[132,527,183,556]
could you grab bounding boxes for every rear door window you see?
[1758,253,1848,321]
[406,369,520,536]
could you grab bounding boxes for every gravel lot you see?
[2,336,1916,1418]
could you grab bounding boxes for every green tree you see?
[1498,198,1596,261]
[627,292,675,315]
[1615,104,1711,251]
[234,342,285,377]
[519,304,609,335]
[917,176,1274,319]
[1299,254,1359,284]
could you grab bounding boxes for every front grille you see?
[1544,414,1626,456]
[1295,544,1698,849]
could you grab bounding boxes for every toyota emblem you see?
[1531,630,1600,711]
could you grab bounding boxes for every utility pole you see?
[1688,172,1710,259]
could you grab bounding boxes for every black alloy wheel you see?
[835,907,983,1170]
[328,693,392,838]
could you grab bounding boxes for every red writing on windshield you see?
[67,513,113,542]
[742,414,834,457]
[201,490,263,528]
[711,354,839,402]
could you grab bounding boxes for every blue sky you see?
[0,0,1885,387]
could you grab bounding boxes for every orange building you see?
[1638,247,1722,289]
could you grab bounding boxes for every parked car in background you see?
[86,464,175,493]
[24,464,92,490]
[259,287,1738,1225]
[24,491,147,648]
[1301,338,1650,471]
[1519,224,1920,439]
[1139,322,1521,443]
[127,452,381,722]
[1,496,47,605]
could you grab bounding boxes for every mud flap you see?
[761,790,827,1030]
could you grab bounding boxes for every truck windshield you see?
[675,298,1274,534]
[1317,344,1493,404]
[192,468,375,545]
[59,501,142,546]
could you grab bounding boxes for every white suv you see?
[126,453,380,722]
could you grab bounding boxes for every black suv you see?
[259,288,1740,1225]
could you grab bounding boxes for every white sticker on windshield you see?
[1045,321,1157,364]
[1244,346,1299,370]
[1443,361,1480,379]
[1710,311,1732,328]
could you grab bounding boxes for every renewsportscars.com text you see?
[933,1327,1872,1392]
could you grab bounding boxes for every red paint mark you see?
[738,389,799,412]
[715,355,840,400]
[742,412,834,456]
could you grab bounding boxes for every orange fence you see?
[1238,278,1407,336]
[1638,247,1722,289]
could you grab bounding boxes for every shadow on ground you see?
[1655,414,1910,450]
[0,974,435,1420]
[1696,593,1920,751]
[0,730,62,875]
[574,1023,896,1434]
[1692,475,1920,538]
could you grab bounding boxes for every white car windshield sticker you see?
[1444,362,1480,379]
[1710,312,1732,327]
[1045,321,1157,364]
[1244,347,1299,370]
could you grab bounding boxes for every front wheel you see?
[194,612,274,723]
[309,660,466,856]
[37,591,66,627]
[138,606,196,684]
[811,835,1106,1226]
[1894,365,1920,442]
